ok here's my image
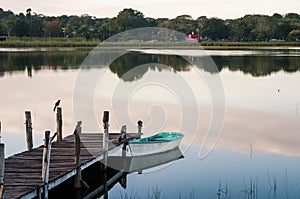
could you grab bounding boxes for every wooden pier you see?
[0,110,140,199]
[3,132,137,199]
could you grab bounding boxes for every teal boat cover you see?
[130,132,184,143]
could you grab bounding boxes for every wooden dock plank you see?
[3,133,137,199]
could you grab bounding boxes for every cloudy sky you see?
[1,0,300,19]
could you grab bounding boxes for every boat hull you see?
[129,134,183,156]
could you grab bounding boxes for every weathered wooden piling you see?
[0,121,1,143]
[102,111,109,171]
[0,122,4,199]
[0,184,3,199]
[0,143,4,185]
[0,143,4,199]
[25,111,33,151]
[121,125,127,154]
[137,120,143,138]
[74,121,82,190]
[42,131,51,199]
[56,107,62,142]
[0,121,3,196]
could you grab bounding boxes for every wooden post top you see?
[56,107,62,119]
[0,143,5,185]
[138,120,143,127]
[44,131,50,148]
[25,111,31,115]
[103,111,109,123]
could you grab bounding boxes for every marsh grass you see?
[0,37,299,48]
[115,186,196,199]
[0,37,99,47]
[199,41,300,47]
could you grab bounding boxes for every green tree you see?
[0,8,6,19]
[285,13,300,20]
[286,29,300,41]
[167,15,197,34]
[26,8,32,19]
[11,18,29,37]
[199,18,229,40]
[197,16,208,30]
[1,14,17,36]
[29,18,44,37]
[116,8,149,31]
[272,13,282,19]
[0,23,6,35]
[146,17,157,27]
[253,15,274,40]
[98,21,110,41]
[273,20,294,40]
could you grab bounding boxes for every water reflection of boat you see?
[85,148,184,198]
[128,132,184,156]
[106,147,184,173]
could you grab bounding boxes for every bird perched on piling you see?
[53,100,61,112]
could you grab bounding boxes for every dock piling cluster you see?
[0,121,4,199]
[0,106,140,199]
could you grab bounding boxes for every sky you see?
[1,0,300,19]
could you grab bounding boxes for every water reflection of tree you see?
[1,50,300,79]
[0,50,90,77]
[109,53,300,80]
[212,56,300,76]
[109,51,191,81]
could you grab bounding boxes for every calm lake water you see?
[0,47,300,198]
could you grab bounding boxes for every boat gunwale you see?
[129,132,184,144]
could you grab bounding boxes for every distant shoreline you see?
[0,40,299,50]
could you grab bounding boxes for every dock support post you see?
[42,131,51,199]
[102,111,109,199]
[0,143,4,199]
[56,107,62,142]
[74,121,82,190]
[0,121,1,143]
[120,125,127,156]
[25,111,33,151]
[137,120,143,138]
[102,111,109,171]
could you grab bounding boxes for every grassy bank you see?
[199,41,300,47]
[0,37,99,48]
[0,37,299,48]
[0,38,98,48]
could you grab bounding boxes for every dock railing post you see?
[102,111,109,171]
[137,120,143,138]
[42,131,51,199]
[56,107,62,142]
[0,121,1,143]
[0,142,4,199]
[74,121,82,190]
[120,125,127,156]
[25,111,33,151]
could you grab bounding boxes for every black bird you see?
[53,100,61,112]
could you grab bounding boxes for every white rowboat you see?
[128,132,184,156]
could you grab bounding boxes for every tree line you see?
[0,8,300,41]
